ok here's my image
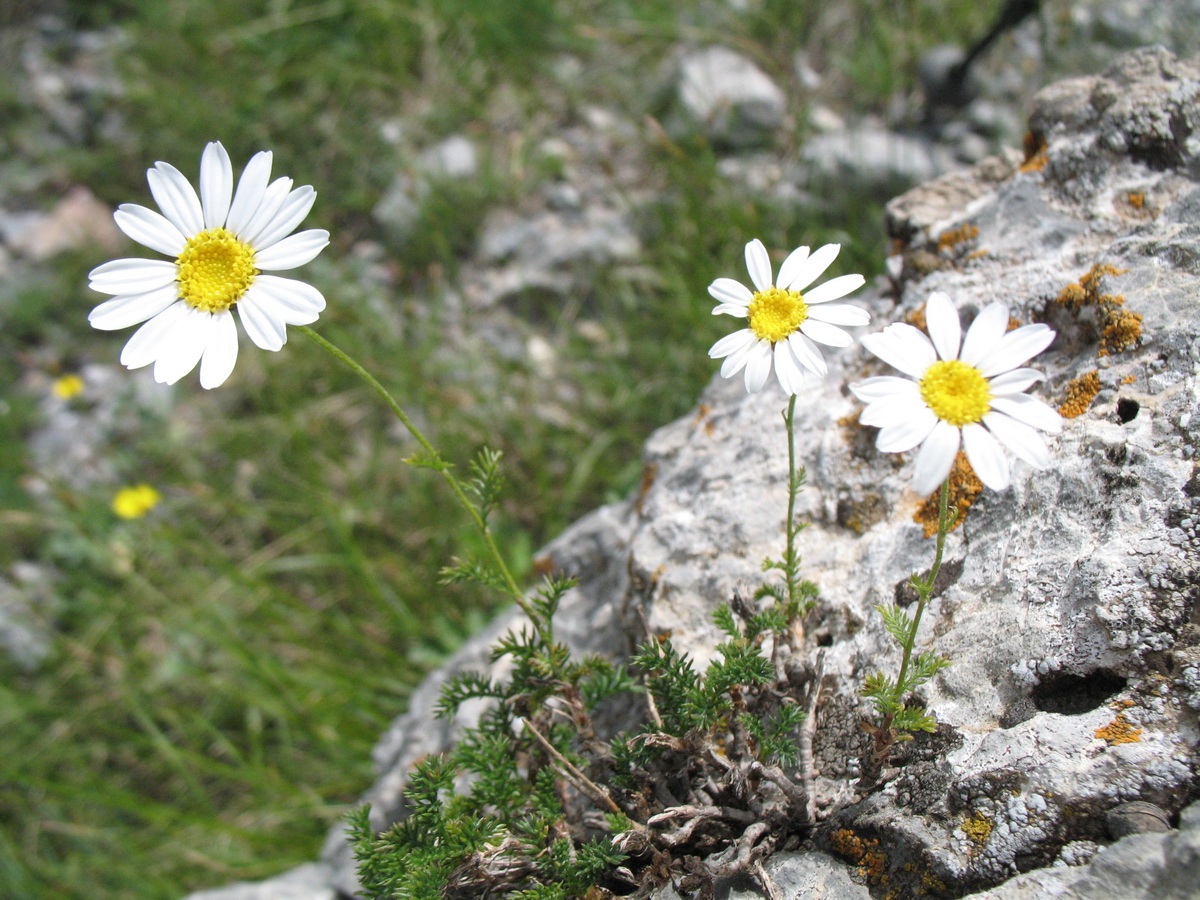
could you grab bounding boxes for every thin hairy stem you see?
[299,326,529,616]
[893,477,950,694]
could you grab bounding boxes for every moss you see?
[914,450,982,538]
[1059,371,1101,419]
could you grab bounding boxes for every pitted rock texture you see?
[185,46,1200,900]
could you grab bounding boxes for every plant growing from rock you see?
[850,291,1061,784]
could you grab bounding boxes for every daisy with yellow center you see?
[851,292,1061,495]
[708,239,869,394]
[87,142,329,389]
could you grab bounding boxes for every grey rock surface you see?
[185,45,1200,900]
[675,46,787,150]
[184,863,338,900]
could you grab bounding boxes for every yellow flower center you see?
[748,287,808,343]
[175,227,257,313]
[920,359,992,426]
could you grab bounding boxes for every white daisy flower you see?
[708,238,868,394]
[850,292,1062,495]
[88,141,329,389]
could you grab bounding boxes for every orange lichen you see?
[1059,371,1101,418]
[1096,712,1142,745]
[1121,374,1136,385]
[1099,307,1143,356]
[937,223,979,254]
[1126,191,1145,210]
[634,462,658,514]
[1056,263,1141,357]
[1020,132,1049,172]
[906,303,928,333]
[914,450,983,538]
[831,828,888,885]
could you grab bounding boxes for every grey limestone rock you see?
[186,45,1200,900]
[675,46,787,150]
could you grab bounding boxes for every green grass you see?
[1,0,992,897]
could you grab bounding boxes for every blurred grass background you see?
[0,0,991,896]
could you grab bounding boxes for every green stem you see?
[783,394,802,610]
[299,326,529,616]
[893,476,951,697]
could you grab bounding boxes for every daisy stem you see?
[893,476,951,700]
[299,326,530,617]
[782,394,805,612]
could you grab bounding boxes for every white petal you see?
[776,245,810,291]
[774,341,804,395]
[924,292,962,361]
[962,422,1010,491]
[249,274,326,325]
[989,395,1062,434]
[200,141,234,228]
[254,229,329,271]
[236,290,288,351]
[238,177,293,247]
[89,284,180,331]
[786,331,826,376]
[849,375,916,403]
[876,406,938,454]
[744,342,773,392]
[911,421,961,495]
[976,323,1056,378]
[147,163,203,237]
[803,273,865,305]
[984,411,1050,470]
[88,258,178,294]
[226,150,273,236]
[720,335,758,378]
[119,300,190,369]
[745,239,773,293]
[199,311,239,389]
[114,204,187,256]
[988,367,1045,396]
[709,328,756,360]
[800,319,853,348]
[787,243,840,292]
[860,323,936,378]
[708,277,752,306]
[153,308,212,385]
[860,393,926,429]
[249,184,317,250]
[959,303,1010,367]
[806,302,870,326]
[712,303,750,317]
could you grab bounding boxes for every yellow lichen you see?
[1056,263,1141,357]
[1126,191,1145,210]
[906,303,928,333]
[1059,371,1101,419]
[1121,374,1136,385]
[1095,712,1142,745]
[914,450,983,538]
[961,812,993,846]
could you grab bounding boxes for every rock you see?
[371,135,480,241]
[800,124,959,190]
[676,46,787,150]
[0,563,55,671]
[184,863,337,900]
[184,46,1200,900]
[4,186,122,260]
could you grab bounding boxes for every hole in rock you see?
[1030,669,1126,715]
[1116,398,1140,423]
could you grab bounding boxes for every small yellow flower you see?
[112,484,162,519]
[52,374,85,399]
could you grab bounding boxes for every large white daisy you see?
[88,141,329,389]
[708,238,868,394]
[850,292,1062,495]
